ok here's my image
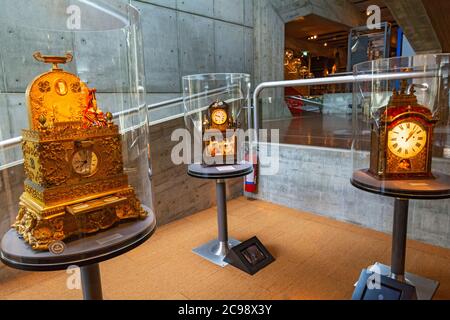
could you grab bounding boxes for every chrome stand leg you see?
[192,179,240,267]
[214,179,230,256]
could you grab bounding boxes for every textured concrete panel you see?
[134,2,180,93]
[244,27,254,78]
[214,0,244,25]
[270,0,312,22]
[0,27,75,92]
[0,55,5,93]
[5,94,27,138]
[248,143,450,249]
[310,0,363,27]
[271,0,363,26]
[385,0,442,53]
[177,0,214,17]
[215,22,245,73]
[0,95,11,141]
[73,31,129,92]
[0,93,25,167]
[178,12,215,76]
[0,164,25,238]
[0,0,72,31]
[136,0,177,9]
[244,0,254,27]
[147,93,184,124]
[254,0,289,120]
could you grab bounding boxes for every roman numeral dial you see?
[387,121,427,159]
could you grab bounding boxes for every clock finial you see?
[400,79,408,94]
[33,51,73,71]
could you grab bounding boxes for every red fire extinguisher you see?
[245,151,258,193]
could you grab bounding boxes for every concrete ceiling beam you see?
[270,0,364,27]
[384,0,442,53]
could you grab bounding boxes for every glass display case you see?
[182,73,251,166]
[351,55,450,300]
[352,54,450,191]
[0,0,155,260]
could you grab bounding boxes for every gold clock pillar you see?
[14,52,147,250]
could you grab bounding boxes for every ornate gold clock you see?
[13,52,147,250]
[369,82,437,180]
[202,100,238,165]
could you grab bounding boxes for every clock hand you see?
[405,129,417,142]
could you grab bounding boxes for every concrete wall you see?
[385,0,442,54]
[271,0,364,25]
[0,0,254,159]
[254,0,291,121]
[135,0,254,96]
[247,143,450,249]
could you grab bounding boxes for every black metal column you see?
[81,263,103,300]
[216,179,228,244]
[391,198,409,281]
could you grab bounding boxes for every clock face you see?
[211,109,228,125]
[387,121,427,159]
[72,149,99,176]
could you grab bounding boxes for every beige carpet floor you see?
[1,197,449,300]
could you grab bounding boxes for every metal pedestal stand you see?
[351,170,450,300]
[188,163,253,267]
[1,209,156,300]
[81,263,103,300]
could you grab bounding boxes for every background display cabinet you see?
[0,0,155,264]
[351,55,450,300]
[183,73,251,166]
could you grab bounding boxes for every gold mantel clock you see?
[369,82,437,180]
[202,100,238,165]
[14,52,147,251]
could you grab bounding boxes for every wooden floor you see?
[1,197,450,300]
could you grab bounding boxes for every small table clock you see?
[369,82,437,180]
[202,100,238,165]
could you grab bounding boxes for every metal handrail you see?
[0,85,236,150]
[252,71,435,137]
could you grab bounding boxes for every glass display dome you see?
[182,73,251,166]
[0,0,155,260]
[352,54,450,189]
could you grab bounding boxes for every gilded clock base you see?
[13,187,147,251]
